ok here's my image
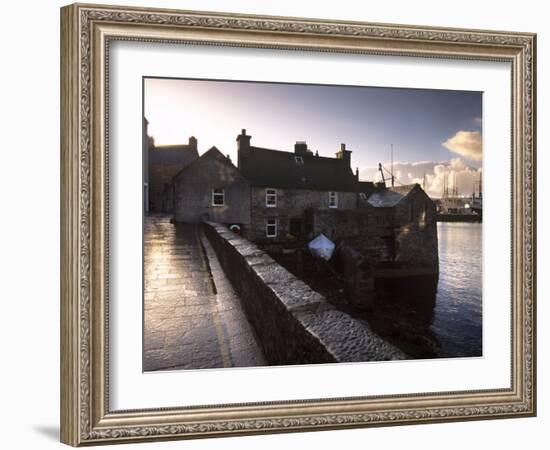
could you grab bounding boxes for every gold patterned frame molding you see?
[60,2,537,446]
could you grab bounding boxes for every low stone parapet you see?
[203,220,406,365]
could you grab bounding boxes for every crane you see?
[378,163,386,184]
[378,163,401,187]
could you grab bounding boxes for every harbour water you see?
[431,222,482,358]
[270,221,483,360]
[355,221,483,359]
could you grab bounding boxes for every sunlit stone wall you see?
[203,220,406,365]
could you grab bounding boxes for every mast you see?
[479,171,483,199]
[390,144,395,187]
[455,173,458,197]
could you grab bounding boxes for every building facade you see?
[166,128,437,275]
[309,184,438,268]
[164,127,439,311]
[312,184,438,308]
[146,131,199,213]
[236,129,360,243]
[363,184,438,268]
[173,147,251,227]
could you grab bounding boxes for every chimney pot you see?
[335,144,352,165]
[295,141,309,155]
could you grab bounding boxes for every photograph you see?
[142,78,484,372]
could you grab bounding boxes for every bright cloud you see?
[442,130,482,161]
[360,158,482,198]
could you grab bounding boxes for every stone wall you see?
[203,220,406,365]
[327,188,439,269]
[315,191,438,309]
[249,187,357,243]
[393,190,439,268]
[310,209,361,242]
[312,208,394,262]
[173,149,251,227]
[334,242,376,309]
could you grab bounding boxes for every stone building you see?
[236,129,360,243]
[366,184,438,267]
[166,126,439,313]
[310,184,438,268]
[145,124,199,213]
[167,129,437,264]
[173,146,251,227]
[322,184,439,308]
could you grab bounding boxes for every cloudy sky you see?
[144,78,482,198]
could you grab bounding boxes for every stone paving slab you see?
[143,215,266,371]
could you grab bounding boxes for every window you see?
[329,191,338,208]
[212,188,224,206]
[294,156,304,165]
[266,219,277,238]
[265,188,277,207]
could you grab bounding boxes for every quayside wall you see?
[203,220,406,365]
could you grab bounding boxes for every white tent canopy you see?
[308,234,335,261]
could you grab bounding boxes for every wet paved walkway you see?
[143,215,266,371]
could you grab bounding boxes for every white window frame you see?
[266,218,277,238]
[294,156,304,165]
[328,191,338,208]
[265,188,277,208]
[211,188,225,206]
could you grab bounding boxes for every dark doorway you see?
[289,218,302,237]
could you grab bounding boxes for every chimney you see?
[237,129,251,168]
[236,129,251,152]
[294,141,309,155]
[335,143,352,166]
[188,136,197,151]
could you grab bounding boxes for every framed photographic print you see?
[60,3,536,446]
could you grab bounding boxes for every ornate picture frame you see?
[60,3,536,446]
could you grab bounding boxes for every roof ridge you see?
[172,146,242,182]
[250,145,348,162]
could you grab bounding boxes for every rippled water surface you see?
[431,222,482,357]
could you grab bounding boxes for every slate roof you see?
[149,144,199,166]
[366,184,418,208]
[239,146,358,192]
[173,146,246,182]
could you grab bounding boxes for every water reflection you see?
[431,222,482,357]
[353,222,482,359]
[362,275,440,358]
